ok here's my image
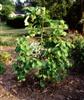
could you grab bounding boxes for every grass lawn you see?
[0,22,13,30]
[0,22,27,46]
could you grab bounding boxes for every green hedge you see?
[65,0,81,30]
[6,16,25,28]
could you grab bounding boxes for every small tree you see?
[13,7,73,87]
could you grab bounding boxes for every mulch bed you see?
[0,46,84,100]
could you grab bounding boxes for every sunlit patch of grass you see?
[0,36,17,46]
[0,22,12,30]
[0,22,27,46]
[0,33,23,37]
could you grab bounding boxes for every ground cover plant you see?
[0,51,11,74]
[0,51,11,63]
[13,7,73,87]
[0,61,5,74]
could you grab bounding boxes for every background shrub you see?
[34,0,74,19]
[0,51,11,63]
[71,35,84,73]
[65,0,81,30]
[7,16,25,28]
[1,5,15,21]
[34,0,82,32]
[0,51,11,75]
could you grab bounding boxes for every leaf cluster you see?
[24,7,68,37]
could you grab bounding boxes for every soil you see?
[0,46,84,100]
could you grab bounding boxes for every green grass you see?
[0,22,27,46]
[0,22,13,30]
[0,33,25,37]
[0,36,17,46]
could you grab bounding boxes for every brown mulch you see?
[0,46,84,100]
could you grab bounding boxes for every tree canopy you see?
[33,0,76,19]
[0,0,14,5]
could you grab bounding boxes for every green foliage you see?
[0,51,11,63]
[38,38,72,84]
[1,5,15,20]
[24,7,68,36]
[72,35,84,67]
[35,0,75,19]
[0,51,9,75]
[65,0,81,29]
[0,61,5,75]
[0,0,14,5]
[13,37,43,81]
[49,1,72,19]
[13,7,73,87]
[14,36,73,87]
